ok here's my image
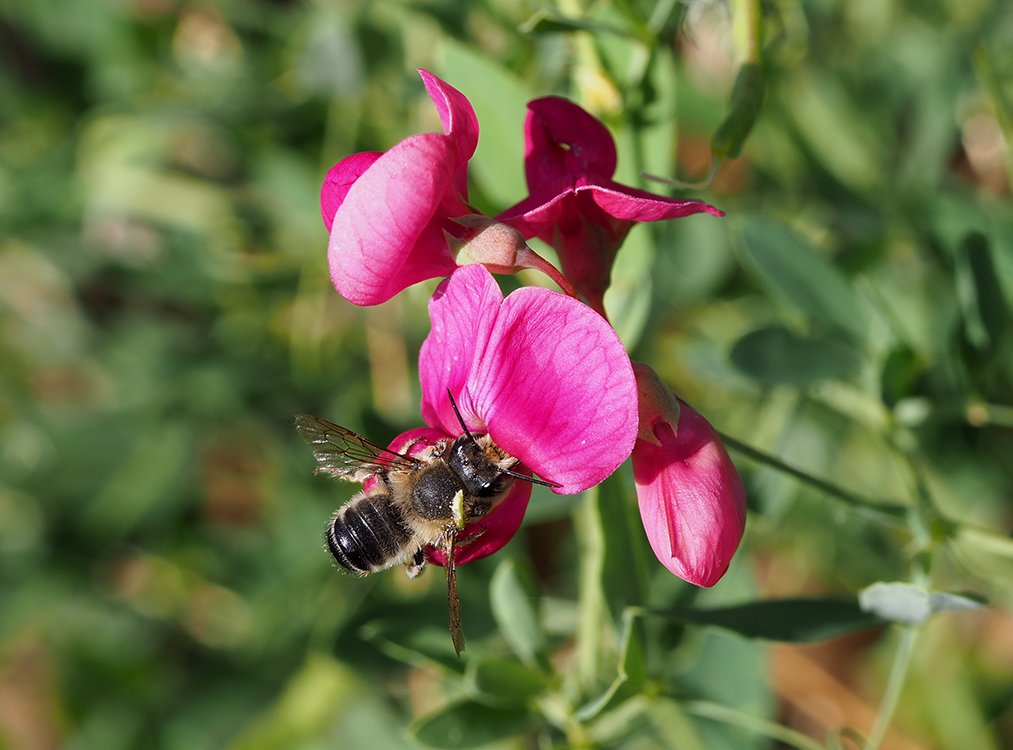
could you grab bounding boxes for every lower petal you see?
[632,404,746,587]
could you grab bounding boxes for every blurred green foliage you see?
[1,0,1011,748]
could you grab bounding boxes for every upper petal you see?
[470,284,638,494]
[632,403,746,587]
[419,69,480,163]
[328,133,460,306]
[524,97,617,199]
[419,265,503,434]
[321,151,383,232]
[580,181,724,223]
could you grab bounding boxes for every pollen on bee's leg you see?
[451,490,466,529]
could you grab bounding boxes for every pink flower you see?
[320,70,476,306]
[321,71,575,306]
[631,364,746,587]
[417,264,639,564]
[498,97,724,313]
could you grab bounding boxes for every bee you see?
[295,393,556,655]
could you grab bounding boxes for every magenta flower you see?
[416,264,639,564]
[321,71,575,306]
[320,70,476,306]
[498,97,724,313]
[631,364,746,587]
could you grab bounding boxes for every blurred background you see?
[0,0,1010,748]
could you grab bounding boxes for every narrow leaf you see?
[467,657,550,707]
[489,558,546,666]
[411,700,538,749]
[649,597,885,641]
[712,64,767,159]
[955,231,1010,350]
[739,218,869,344]
[730,325,862,385]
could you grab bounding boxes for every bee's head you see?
[444,389,560,492]
[448,435,514,499]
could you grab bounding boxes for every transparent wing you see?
[445,528,466,657]
[294,413,421,482]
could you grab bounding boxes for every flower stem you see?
[864,625,919,750]
[516,245,582,300]
[718,431,910,526]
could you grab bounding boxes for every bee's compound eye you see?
[476,473,511,498]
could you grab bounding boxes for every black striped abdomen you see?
[326,494,413,574]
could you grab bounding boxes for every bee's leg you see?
[405,548,426,579]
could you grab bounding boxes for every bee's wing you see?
[445,528,466,657]
[294,413,421,483]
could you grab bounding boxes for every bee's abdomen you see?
[327,496,412,574]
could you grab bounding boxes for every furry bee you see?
[295,394,556,655]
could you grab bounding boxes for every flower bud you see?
[631,372,746,587]
[450,215,532,274]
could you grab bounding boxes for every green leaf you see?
[712,64,767,159]
[739,218,869,344]
[858,582,986,625]
[411,700,539,749]
[359,620,465,673]
[955,231,1010,351]
[575,610,647,721]
[489,558,546,667]
[595,471,652,624]
[730,325,862,385]
[519,9,634,38]
[951,526,1013,586]
[649,597,885,641]
[467,657,550,707]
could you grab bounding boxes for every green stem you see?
[865,626,919,750]
[683,701,825,750]
[731,0,764,65]
[718,432,910,526]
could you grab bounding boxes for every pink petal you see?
[328,133,460,306]
[581,182,724,222]
[419,265,503,434]
[632,403,746,587]
[471,282,638,494]
[496,189,569,239]
[419,69,479,164]
[419,265,637,494]
[320,151,382,232]
[524,97,617,199]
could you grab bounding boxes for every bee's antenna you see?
[497,466,560,488]
[447,389,480,447]
[445,389,561,489]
